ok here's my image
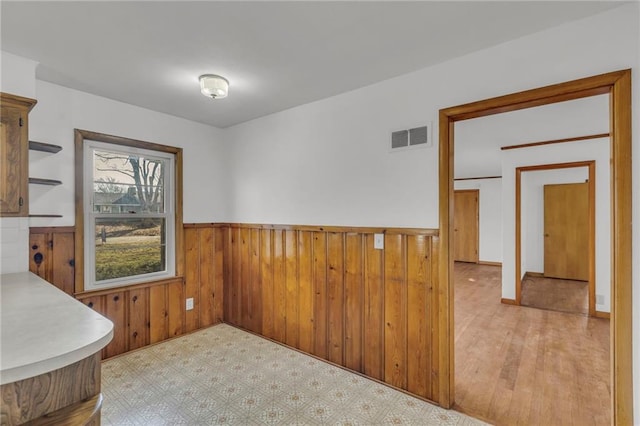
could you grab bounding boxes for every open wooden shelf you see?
[29,141,62,153]
[29,177,62,186]
[29,214,63,218]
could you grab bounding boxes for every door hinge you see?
[19,197,24,206]
[19,117,24,127]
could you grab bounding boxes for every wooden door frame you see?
[514,161,596,316]
[453,189,479,263]
[438,69,632,425]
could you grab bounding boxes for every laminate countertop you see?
[0,272,113,385]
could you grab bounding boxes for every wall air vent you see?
[390,124,431,152]
[391,130,409,149]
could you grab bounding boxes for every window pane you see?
[95,218,166,281]
[93,149,165,213]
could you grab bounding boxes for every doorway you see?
[516,161,597,316]
[438,69,633,424]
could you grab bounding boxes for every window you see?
[76,130,182,291]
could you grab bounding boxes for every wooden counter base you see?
[0,353,101,425]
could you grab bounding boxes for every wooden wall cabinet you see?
[0,92,36,217]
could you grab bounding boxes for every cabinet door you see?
[51,232,75,296]
[0,106,27,216]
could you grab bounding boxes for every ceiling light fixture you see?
[199,74,229,99]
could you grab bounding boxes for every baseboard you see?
[595,311,610,319]
[501,298,517,305]
[524,271,544,278]
[478,261,502,267]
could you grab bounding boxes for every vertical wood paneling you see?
[326,232,344,365]
[213,227,225,325]
[249,229,262,333]
[199,227,216,327]
[104,292,127,359]
[384,234,407,389]
[167,280,185,337]
[297,231,314,354]
[149,284,168,343]
[363,234,384,380]
[261,229,275,339]
[230,227,242,326]
[312,232,328,359]
[128,287,150,351]
[184,227,200,332]
[407,235,430,398]
[284,230,299,348]
[240,228,251,330]
[430,236,440,400]
[344,233,363,372]
[29,233,48,280]
[209,224,439,403]
[272,230,287,343]
[51,232,75,296]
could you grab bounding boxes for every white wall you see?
[29,80,230,227]
[521,167,589,276]
[453,178,502,263]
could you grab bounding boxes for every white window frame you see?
[83,140,176,291]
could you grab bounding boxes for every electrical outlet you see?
[186,297,194,311]
[374,233,384,250]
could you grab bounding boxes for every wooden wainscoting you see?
[223,223,441,402]
[30,224,225,359]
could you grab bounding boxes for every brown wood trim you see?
[175,149,184,278]
[0,92,37,111]
[74,129,184,294]
[524,271,545,278]
[501,133,610,151]
[500,298,517,305]
[30,226,76,234]
[74,129,181,155]
[74,130,85,294]
[183,223,230,229]
[610,68,633,426]
[223,222,439,236]
[478,261,502,267]
[439,69,633,424]
[454,176,501,181]
[595,311,611,320]
[514,161,595,314]
[74,276,184,299]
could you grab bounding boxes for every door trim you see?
[514,161,595,316]
[438,69,632,425]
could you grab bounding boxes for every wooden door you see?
[544,182,589,281]
[453,190,479,263]
[0,106,26,215]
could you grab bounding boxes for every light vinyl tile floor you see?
[102,324,486,425]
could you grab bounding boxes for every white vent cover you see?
[390,125,430,151]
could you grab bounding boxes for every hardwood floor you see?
[521,274,588,315]
[453,262,610,425]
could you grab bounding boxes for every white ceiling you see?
[1,1,624,128]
